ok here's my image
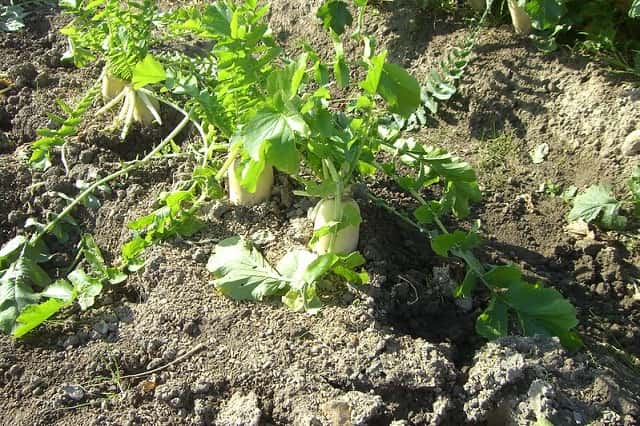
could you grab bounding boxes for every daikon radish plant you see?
[207,236,368,313]
[226,157,274,206]
[293,0,419,256]
[312,196,361,254]
[30,0,175,170]
[60,0,166,139]
[167,1,289,206]
[306,160,362,255]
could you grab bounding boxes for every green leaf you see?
[0,236,27,269]
[207,237,288,301]
[41,279,75,302]
[332,265,369,284]
[505,280,581,350]
[331,252,368,284]
[476,298,509,339]
[0,257,46,334]
[0,4,27,32]
[80,234,107,275]
[277,250,319,284]
[631,0,640,18]
[483,265,523,289]
[12,299,68,338]
[301,254,340,284]
[106,268,127,285]
[266,56,308,101]
[360,52,386,94]
[302,180,340,199]
[316,0,353,35]
[290,53,308,96]
[282,283,322,313]
[121,236,149,271]
[482,265,582,350]
[431,230,481,257]
[414,202,442,224]
[132,54,166,89]
[242,109,306,175]
[568,185,626,229]
[378,63,421,118]
[68,269,102,311]
[524,0,566,31]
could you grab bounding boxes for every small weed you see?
[477,131,517,174]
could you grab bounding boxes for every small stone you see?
[126,183,144,199]
[216,392,262,426]
[192,248,209,263]
[35,72,51,88]
[621,129,640,156]
[43,49,61,67]
[92,320,109,336]
[210,201,230,220]
[192,380,212,395]
[147,358,163,370]
[8,63,37,88]
[162,348,177,362]
[79,149,94,164]
[182,319,200,337]
[63,384,85,402]
[7,364,23,379]
[146,339,162,354]
[62,334,80,348]
[250,229,275,246]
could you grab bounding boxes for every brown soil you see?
[1,1,639,425]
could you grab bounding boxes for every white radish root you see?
[227,159,274,206]
[97,74,162,139]
[101,74,127,101]
[508,0,532,35]
[312,198,360,255]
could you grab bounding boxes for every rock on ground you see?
[215,392,262,426]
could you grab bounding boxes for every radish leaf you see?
[208,236,287,301]
[316,0,353,35]
[568,185,626,229]
[132,55,166,89]
[13,299,69,338]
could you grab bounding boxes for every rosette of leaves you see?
[59,0,166,139]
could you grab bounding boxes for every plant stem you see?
[139,88,209,164]
[364,187,492,291]
[31,112,193,245]
[363,189,426,234]
[407,187,449,235]
[215,144,241,182]
[325,159,343,254]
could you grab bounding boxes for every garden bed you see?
[0,1,639,425]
